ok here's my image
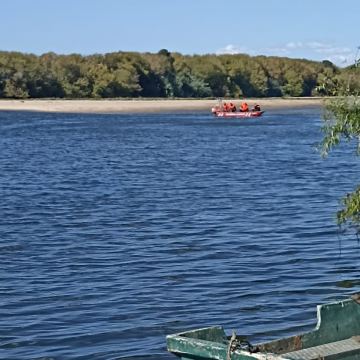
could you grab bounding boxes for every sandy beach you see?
[0,98,323,114]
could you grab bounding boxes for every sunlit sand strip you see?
[0,98,323,114]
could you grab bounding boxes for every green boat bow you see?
[166,298,360,360]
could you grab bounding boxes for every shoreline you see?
[0,98,323,114]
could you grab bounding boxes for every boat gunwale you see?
[166,299,360,360]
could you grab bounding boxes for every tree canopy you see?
[317,55,360,234]
[0,49,359,99]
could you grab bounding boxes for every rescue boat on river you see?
[211,99,264,118]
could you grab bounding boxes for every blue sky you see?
[1,0,359,66]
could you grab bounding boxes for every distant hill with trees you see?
[0,49,359,99]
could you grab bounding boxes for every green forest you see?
[0,49,359,99]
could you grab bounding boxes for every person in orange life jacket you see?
[229,102,236,112]
[252,103,261,111]
[222,102,229,112]
[240,102,248,112]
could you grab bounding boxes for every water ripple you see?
[1,108,360,360]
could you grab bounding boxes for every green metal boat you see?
[166,297,360,360]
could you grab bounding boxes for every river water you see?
[1,108,360,360]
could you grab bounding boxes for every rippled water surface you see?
[1,108,360,360]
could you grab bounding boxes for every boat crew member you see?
[252,103,261,111]
[229,102,236,112]
[240,102,248,112]
[222,102,229,112]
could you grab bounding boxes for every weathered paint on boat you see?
[166,298,360,360]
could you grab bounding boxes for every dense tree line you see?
[0,49,358,99]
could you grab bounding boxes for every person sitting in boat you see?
[240,102,248,112]
[252,103,261,111]
[229,102,236,112]
[222,102,229,112]
[212,104,221,113]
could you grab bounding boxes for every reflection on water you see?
[1,108,360,360]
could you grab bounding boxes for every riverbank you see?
[0,98,323,113]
